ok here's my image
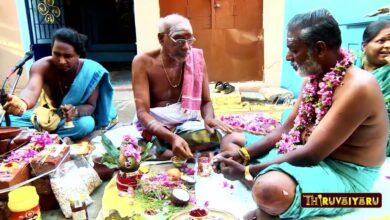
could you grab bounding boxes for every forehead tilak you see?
[169,21,193,37]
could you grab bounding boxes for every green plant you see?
[101,134,120,169]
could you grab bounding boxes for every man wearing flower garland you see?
[213,9,388,219]
[131,14,233,160]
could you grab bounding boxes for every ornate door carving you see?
[25,0,66,60]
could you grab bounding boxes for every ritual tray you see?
[0,145,70,194]
[170,208,239,220]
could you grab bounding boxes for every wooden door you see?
[160,0,264,82]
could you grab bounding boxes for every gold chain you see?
[56,60,81,96]
[160,50,183,88]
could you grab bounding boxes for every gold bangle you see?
[238,147,250,166]
[244,165,254,181]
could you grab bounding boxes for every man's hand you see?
[3,94,27,116]
[60,104,77,121]
[171,135,193,160]
[214,156,245,181]
[204,118,233,134]
[212,150,242,173]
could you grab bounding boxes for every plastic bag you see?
[49,157,101,218]
[72,155,102,194]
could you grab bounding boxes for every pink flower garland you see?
[220,113,280,135]
[276,49,354,154]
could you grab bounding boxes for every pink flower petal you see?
[223,180,228,188]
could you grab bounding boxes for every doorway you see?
[24,0,136,86]
[160,0,264,82]
[63,0,137,63]
[64,0,136,86]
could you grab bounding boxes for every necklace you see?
[160,50,183,88]
[57,60,82,96]
[276,49,354,154]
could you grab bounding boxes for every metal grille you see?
[25,0,65,44]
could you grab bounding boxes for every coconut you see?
[170,188,190,206]
[119,156,140,172]
[180,175,196,186]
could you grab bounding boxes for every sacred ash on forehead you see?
[169,21,193,37]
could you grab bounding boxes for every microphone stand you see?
[0,66,24,127]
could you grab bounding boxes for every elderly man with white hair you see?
[131,14,232,160]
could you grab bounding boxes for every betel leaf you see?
[102,134,120,158]
[101,153,119,169]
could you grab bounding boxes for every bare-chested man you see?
[213,9,388,219]
[2,28,117,139]
[131,14,232,160]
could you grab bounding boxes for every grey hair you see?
[158,14,191,34]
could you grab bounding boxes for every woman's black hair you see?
[51,28,88,58]
[362,20,390,44]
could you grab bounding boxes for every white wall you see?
[263,0,284,87]
[134,0,161,53]
[0,0,31,89]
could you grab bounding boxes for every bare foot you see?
[243,209,280,220]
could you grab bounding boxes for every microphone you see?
[7,51,34,77]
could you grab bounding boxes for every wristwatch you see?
[244,165,254,181]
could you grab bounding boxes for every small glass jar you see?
[69,193,88,220]
[197,157,212,177]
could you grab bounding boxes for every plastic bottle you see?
[8,185,41,220]
[197,157,212,177]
